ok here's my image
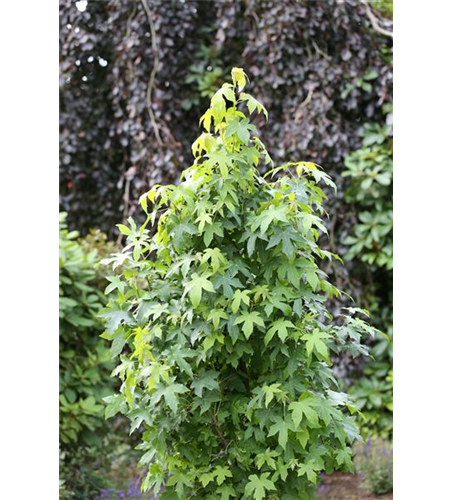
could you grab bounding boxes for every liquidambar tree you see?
[101,68,377,500]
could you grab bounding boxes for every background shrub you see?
[59,213,119,497]
[343,117,393,438]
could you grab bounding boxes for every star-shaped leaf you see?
[100,310,133,335]
[297,459,322,483]
[207,308,228,329]
[234,311,265,339]
[301,329,332,361]
[261,383,283,408]
[225,118,256,144]
[231,289,251,313]
[213,465,233,485]
[268,417,291,450]
[335,449,353,468]
[244,473,276,500]
[289,394,319,428]
[153,383,189,413]
[184,273,215,307]
[190,370,220,397]
[205,149,234,178]
[264,319,295,344]
[251,205,289,234]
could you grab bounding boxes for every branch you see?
[294,88,314,122]
[211,410,229,448]
[362,0,393,39]
[140,0,163,147]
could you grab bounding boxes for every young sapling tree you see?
[101,68,377,500]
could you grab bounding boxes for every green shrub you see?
[349,338,391,439]
[102,68,378,499]
[60,213,120,497]
[59,213,114,446]
[342,115,393,439]
[342,120,393,271]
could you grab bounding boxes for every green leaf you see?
[214,465,233,485]
[289,395,319,428]
[170,346,196,378]
[266,227,302,257]
[184,273,215,307]
[110,330,127,358]
[255,449,279,470]
[205,149,233,179]
[264,319,294,344]
[105,276,126,295]
[225,118,256,144]
[231,289,251,313]
[301,329,332,361]
[210,84,235,123]
[305,269,319,291]
[261,383,283,408]
[231,67,247,91]
[218,484,236,500]
[251,205,288,234]
[190,371,220,398]
[315,398,340,426]
[203,221,224,246]
[201,248,228,273]
[196,212,213,232]
[213,272,243,298]
[244,473,276,500]
[100,310,133,335]
[104,394,124,418]
[199,472,215,488]
[335,449,353,468]
[268,417,291,450]
[296,428,310,448]
[234,311,265,339]
[116,223,131,235]
[199,108,214,132]
[207,309,228,329]
[239,92,268,119]
[297,459,322,483]
[154,384,189,413]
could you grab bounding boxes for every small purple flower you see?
[128,477,143,497]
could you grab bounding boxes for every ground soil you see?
[317,473,393,500]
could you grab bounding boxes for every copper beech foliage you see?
[59,0,392,239]
[101,69,379,499]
